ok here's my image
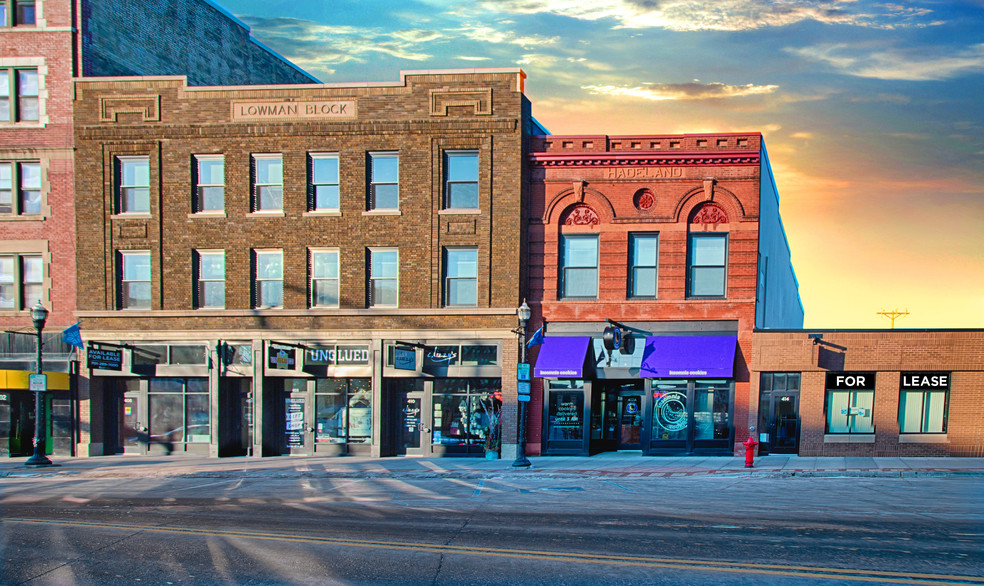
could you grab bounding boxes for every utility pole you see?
[877,309,909,329]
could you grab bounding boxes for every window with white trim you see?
[251,154,283,212]
[0,253,42,310]
[629,232,658,298]
[368,248,398,307]
[368,152,398,211]
[309,153,339,212]
[119,250,151,309]
[687,233,727,297]
[310,249,339,308]
[194,155,224,213]
[116,156,150,214]
[195,250,225,309]
[0,160,40,215]
[0,67,39,122]
[443,247,477,307]
[253,250,283,308]
[560,234,598,299]
[0,0,36,26]
[444,151,478,209]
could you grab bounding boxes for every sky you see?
[221,0,984,329]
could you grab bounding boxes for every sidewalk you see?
[2,452,983,479]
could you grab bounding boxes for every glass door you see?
[617,391,643,450]
[284,394,312,455]
[769,393,800,453]
[119,390,147,454]
[398,391,426,456]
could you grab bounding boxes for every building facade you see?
[752,330,984,457]
[72,70,537,458]
[524,134,803,457]
[0,0,316,457]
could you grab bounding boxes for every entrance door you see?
[119,392,146,454]
[284,392,312,455]
[219,379,252,457]
[617,392,643,450]
[396,391,426,456]
[769,393,800,453]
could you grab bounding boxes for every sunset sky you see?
[223,0,984,329]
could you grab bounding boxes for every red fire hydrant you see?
[743,434,758,468]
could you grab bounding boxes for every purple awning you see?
[640,336,737,378]
[533,336,591,378]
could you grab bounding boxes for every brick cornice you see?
[528,151,759,167]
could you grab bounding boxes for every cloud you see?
[478,0,939,31]
[790,131,814,139]
[241,17,436,66]
[454,23,559,48]
[788,43,984,80]
[583,80,779,100]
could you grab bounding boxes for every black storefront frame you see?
[541,377,735,456]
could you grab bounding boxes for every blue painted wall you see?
[756,143,804,328]
[81,0,318,85]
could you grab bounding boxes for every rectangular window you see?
[253,250,283,308]
[119,250,151,309]
[116,156,150,214]
[444,151,478,209]
[0,253,42,310]
[310,249,339,308]
[431,378,501,447]
[195,250,225,309]
[252,154,283,212]
[0,161,40,215]
[148,378,210,444]
[315,378,372,444]
[444,247,477,307]
[899,372,949,433]
[825,390,874,434]
[368,248,398,307]
[0,67,38,122]
[687,233,727,297]
[560,234,598,298]
[629,232,658,298]
[309,153,339,212]
[194,155,224,213]
[368,152,398,210]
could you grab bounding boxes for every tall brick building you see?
[524,134,803,456]
[72,70,539,458]
[0,0,316,456]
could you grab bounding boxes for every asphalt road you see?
[2,474,982,585]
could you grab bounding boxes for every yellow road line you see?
[5,518,982,585]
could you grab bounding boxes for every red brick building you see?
[0,0,316,457]
[524,134,803,456]
[752,330,984,457]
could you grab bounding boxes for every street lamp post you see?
[512,301,532,468]
[25,302,52,467]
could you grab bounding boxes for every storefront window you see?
[694,380,730,440]
[652,380,687,441]
[459,345,498,366]
[826,390,874,433]
[431,378,500,446]
[148,377,209,444]
[315,378,371,444]
[546,380,584,442]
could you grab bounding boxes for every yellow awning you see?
[0,369,72,391]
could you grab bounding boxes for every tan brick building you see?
[73,69,538,458]
[752,330,984,457]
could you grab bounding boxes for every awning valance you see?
[639,336,737,378]
[533,336,591,378]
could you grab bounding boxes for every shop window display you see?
[315,378,371,444]
[431,378,501,446]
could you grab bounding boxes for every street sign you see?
[517,394,530,402]
[29,374,47,392]
[518,381,531,395]
[517,362,530,381]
